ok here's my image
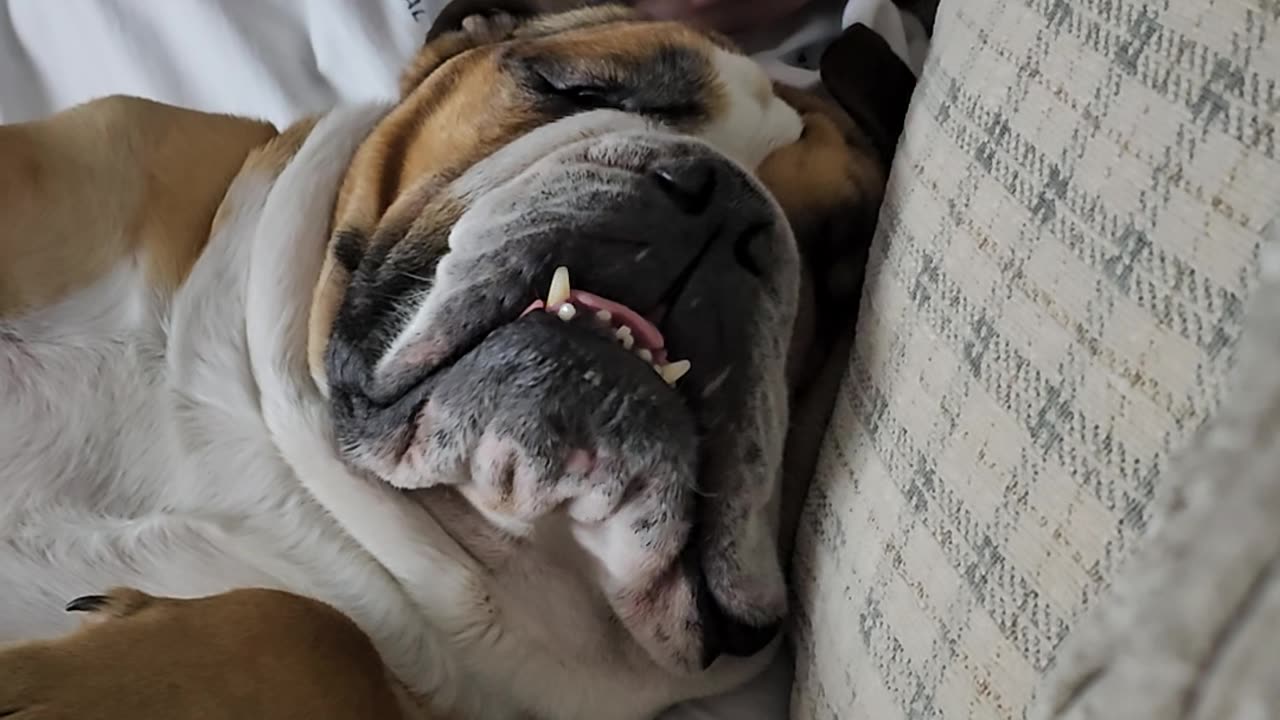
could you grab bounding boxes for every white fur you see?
[0,104,773,720]
[703,48,804,170]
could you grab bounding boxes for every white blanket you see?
[0,1,924,717]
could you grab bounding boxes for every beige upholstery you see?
[790,0,1280,717]
[1033,218,1280,720]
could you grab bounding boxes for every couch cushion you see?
[790,0,1280,718]
[1032,219,1280,720]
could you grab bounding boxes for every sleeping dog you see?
[0,3,914,718]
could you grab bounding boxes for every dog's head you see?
[306,0,913,687]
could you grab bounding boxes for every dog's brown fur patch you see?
[0,96,276,316]
[0,588,426,719]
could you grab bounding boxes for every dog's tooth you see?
[660,360,691,385]
[615,326,634,350]
[547,266,571,307]
[557,303,577,322]
[595,310,612,324]
[637,349,653,363]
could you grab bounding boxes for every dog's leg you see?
[0,588,426,720]
[0,96,276,318]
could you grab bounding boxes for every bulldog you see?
[0,3,915,718]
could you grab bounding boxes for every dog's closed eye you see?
[529,69,627,111]
[512,51,710,124]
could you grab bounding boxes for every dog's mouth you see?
[520,267,689,386]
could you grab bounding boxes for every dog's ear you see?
[760,28,917,402]
[819,22,917,167]
[760,85,886,328]
[762,25,917,325]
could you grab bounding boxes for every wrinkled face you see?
[307,4,886,677]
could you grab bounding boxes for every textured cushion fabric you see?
[790,0,1280,718]
[1031,219,1280,720]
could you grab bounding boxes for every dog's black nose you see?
[650,158,718,214]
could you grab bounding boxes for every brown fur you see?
[336,15,722,239]
[312,11,731,378]
[245,116,321,177]
[0,96,276,316]
[0,588,428,719]
[209,116,320,238]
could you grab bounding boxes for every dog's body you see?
[2,99,771,719]
[0,5,913,718]
[2,102,480,717]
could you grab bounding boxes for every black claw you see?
[65,594,110,613]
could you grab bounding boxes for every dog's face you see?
[306,1,906,684]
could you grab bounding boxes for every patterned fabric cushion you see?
[790,1,1280,718]
[1033,219,1280,720]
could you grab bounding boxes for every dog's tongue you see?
[567,290,665,351]
[519,270,666,351]
[519,268,691,386]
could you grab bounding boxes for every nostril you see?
[650,159,718,215]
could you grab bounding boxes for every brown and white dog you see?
[0,3,914,718]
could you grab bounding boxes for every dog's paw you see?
[0,588,157,719]
[62,587,157,623]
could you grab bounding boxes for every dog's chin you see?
[449,311,696,450]
[399,310,701,497]
[354,310,788,673]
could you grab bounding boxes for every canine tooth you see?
[637,349,653,362]
[557,303,577,321]
[660,360,691,385]
[595,310,612,323]
[615,326,634,350]
[547,266,571,307]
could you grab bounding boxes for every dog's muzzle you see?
[327,111,800,673]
